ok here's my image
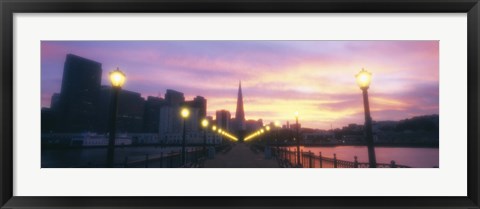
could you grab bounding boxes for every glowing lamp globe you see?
[201,119,209,128]
[356,68,372,90]
[212,125,217,131]
[266,126,270,131]
[181,108,190,118]
[109,68,126,88]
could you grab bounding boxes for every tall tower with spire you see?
[235,81,246,140]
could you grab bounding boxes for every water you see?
[287,146,439,168]
[42,146,185,168]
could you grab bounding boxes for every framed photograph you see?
[1,0,479,208]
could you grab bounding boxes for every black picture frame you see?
[1,0,479,208]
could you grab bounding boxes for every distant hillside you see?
[394,114,439,132]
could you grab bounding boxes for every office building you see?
[216,110,231,131]
[56,54,102,132]
[143,96,165,133]
[97,86,145,133]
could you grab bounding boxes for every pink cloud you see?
[41,41,439,129]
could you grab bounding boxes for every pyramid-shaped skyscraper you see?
[234,81,246,140]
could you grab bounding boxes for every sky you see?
[41,41,439,130]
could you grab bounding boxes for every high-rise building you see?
[233,81,247,141]
[41,107,55,133]
[159,105,202,143]
[56,54,102,132]
[246,119,263,132]
[40,93,61,133]
[50,93,61,110]
[234,81,246,131]
[116,89,146,133]
[97,86,145,133]
[143,96,165,133]
[159,89,184,142]
[165,89,185,106]
[186,96,207,118]
[158,106,183,142]
[159,89,204,143]
[216,110,231,131]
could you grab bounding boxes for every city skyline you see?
[41,41,439,129]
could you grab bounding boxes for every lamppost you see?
[260,128,265,144]
[265,125,271,145]
[218,128,223,144]
[212,125,217,145]
[295,111,300,166]
[274,121,281,150]
[356,68,377,168]
[106,68,126,168]
[181,107,190,165]
[201,119,209,156]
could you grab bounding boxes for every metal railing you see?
[273,147,410,168]
[123,143,233,168]
[123,147,206,168]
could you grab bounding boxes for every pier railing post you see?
[354,156,359,168]
[390,160,397,168]
[196,148,198,162]
[279,148,282,160]
[194,148,198,164]
[169,151,174,168]
[319,152,323,168]
[176,151,180,167]
[333,153,338,168]
[145,154,149,168]
[300,149,304,167]
[160,152,163,168]
[287,148,289,163]
[124,156,128,168]
[186,148,189,165]
[308,151,313,168]
[287,148,290,163]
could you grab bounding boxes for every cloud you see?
[41,41,439,129]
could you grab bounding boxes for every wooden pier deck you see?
[204,143,279,168]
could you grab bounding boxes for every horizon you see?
[41,41,439,129]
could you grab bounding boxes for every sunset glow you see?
[41,41,439,129]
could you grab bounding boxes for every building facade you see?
[216,110,231,131]
[143,96,165,133]
[56,54,102,132]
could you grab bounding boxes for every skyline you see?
[41,41,439,129]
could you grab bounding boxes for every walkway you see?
[204,143,279,168]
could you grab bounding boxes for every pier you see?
[204,143,279,168]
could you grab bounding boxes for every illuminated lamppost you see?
[106,68,126,168]
[274,121,281,150]
[218,128,223,144]
[265,125,271,145]
[201,119,209,156]
[181,107,190,165]
[295,111,300,166]
[356,68,377,168]
[260,128,265,143]
[212,125,217,145]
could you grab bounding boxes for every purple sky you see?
[41,41,439,129]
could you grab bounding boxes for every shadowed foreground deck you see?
[204,143,279,168]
